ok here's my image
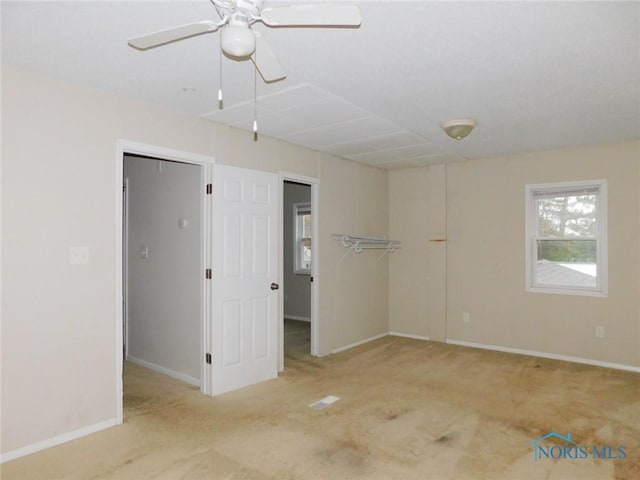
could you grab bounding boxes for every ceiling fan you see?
[128,0,362,83]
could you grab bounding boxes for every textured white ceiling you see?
[2,1,639,169]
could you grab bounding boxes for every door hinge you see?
[205,353,212,365]
[206,268,212,279]
[206,183,212,195]
[310,276,314,282]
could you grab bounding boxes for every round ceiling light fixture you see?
[442,118,477,140]
[220,24,256,58]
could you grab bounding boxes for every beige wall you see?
[389,141,640,367]
[1,65,389,456]
[388,167,430,336]
[318,154,389,354]
[214,124,320,178]
[2,65,217,456]
[388,164,447,341]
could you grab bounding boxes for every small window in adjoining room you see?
[525,180,607,297]
[294,202,311,274]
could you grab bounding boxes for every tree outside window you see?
[526,181,607,296]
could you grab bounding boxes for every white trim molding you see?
[1,418,119,464]
[389,332,431,341]
[331,332,388,355]
[117,140,216,166]
[127,356,200,387]
[446,339,640,373]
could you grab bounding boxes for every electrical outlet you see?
[463,312,470,323]
[595,326,605,339]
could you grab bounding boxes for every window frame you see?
[525,180,608,297]
[293,202,311,275]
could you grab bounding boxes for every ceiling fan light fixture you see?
[220,24,256,58]
[442,118,477,140]
[128,2,362,83]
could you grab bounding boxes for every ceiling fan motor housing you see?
[233,0,265,18]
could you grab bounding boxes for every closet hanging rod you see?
[333,234,402,254]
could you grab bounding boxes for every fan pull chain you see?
[218,40,223,110]
[253,50,258,141]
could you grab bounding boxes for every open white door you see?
[211,164,279,395]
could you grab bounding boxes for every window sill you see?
[526,285,607,298]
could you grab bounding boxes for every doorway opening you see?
[116,141,214,424]
[283,181,312,361]
[123,154,202,389]
[279,174,319,370]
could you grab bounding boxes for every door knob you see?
[270,283,279,290]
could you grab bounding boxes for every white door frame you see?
[115,140,215,424]
[122,176,130,360]
[278,172,320,371]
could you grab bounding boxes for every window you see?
[294,202,311,274]
[525,180,607,296]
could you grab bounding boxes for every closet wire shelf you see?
[333,234,402,263]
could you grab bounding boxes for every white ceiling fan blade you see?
[252,32,286,83]
[260,4,361,27]
[128,20,220,50]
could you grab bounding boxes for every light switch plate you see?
[69,246,90,265]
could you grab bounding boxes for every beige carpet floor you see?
[2,333,639,480]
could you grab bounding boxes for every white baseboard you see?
[389,331,431,341]
[446,339,640,373]
[284,315,311,323]
[331,332,388,354]
[1,418,119,464]
[127,355,200,387]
